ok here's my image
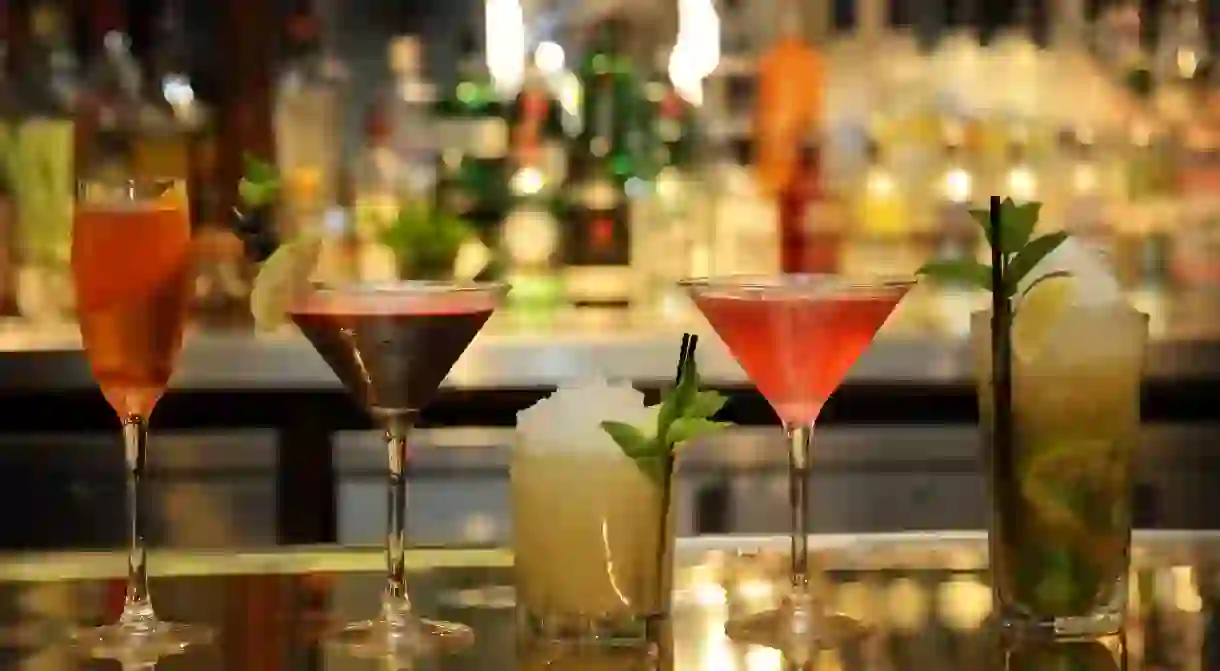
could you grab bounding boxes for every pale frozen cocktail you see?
[972,240,1148,638]
[512,378,674,641]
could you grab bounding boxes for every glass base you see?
[520,610,663,646]
[326,616,474,659]
[992,608,1124,641]
[72,620,213,664]
[725,594,868,656]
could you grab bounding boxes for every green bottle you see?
[562,17,644,307]
[434,30,509,278]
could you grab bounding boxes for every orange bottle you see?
[754,5,824,196]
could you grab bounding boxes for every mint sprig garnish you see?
[600,343,729,482]
[237,153,282,209]
[917,199,1069,299]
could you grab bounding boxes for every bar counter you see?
[0,532,1215,669]
[2,288,1218,393]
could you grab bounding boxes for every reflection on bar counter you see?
[0,0,1219,331]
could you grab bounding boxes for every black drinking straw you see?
[990,197,1014,511]
[651,333,695,639]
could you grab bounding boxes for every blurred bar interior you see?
[0,0,1219,325]
[1,0,1220,546]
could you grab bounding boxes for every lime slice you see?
[1012,275,1077,360]
[249,235,322,332]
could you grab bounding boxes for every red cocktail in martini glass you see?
[681,274,913,648]
[290,280,508,658]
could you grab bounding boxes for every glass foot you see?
[326,617,474,659]
[72,620,213,664]
[725,595,868,655]
[991,609,1124,641]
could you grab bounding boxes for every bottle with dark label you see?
[562,17,640,307]
[779,137,841,273]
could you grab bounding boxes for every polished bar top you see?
[0,532,1215,669]
[1,287,1217,391]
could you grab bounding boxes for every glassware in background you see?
[12,2,75,323]
[681,274,912,651]
[70,178,210,660]
[274,13,347,244]
[973,305,1148,638]
[288,280,507,657]
[512,380,677,642]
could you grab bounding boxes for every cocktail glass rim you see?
[678,273,917,295]
[76,177,185,200]
[302,279,510,296]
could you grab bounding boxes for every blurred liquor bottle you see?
[501,56,565,314]
[385,35,437,203]
[351,102,400,282]
[136,0,211,190]
[754,0,823,197]
[632,48,705,317]
[779,135,842,274]
[561,16,642,307]
[12,1,74,322]
[435,29,509,278]
[76,0,142,179]
[509,54,565,187]
[927,124,980,268]
[0,9,19,316]
[273,12,347,242]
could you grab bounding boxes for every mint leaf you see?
[968,208,996,249]
[1004,231,1069,296]
[1021,270,1072,298]
[238,178,279,208]
[916,259,993,291]
[239,154,281,208]
[601,337,731,480]
[600,421,656,458]
[243,153,277,183]
[666,418,730,446]
[1001,201,1041,253]
[688,390,727,419]
[655,387,681,439]
[633,454,671,485]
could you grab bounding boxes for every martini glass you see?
[289,280,507,657]
[71,178,212,661]
[680,274,913,649]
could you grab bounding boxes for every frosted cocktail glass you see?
[973,305,1148,638]
[512,381,676,643]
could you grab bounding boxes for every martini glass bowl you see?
[289,279,509,658]
[680,273,914,651]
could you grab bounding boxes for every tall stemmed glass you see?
[680,274,913,648]
[70,179,211,658]
[287,280,508,657]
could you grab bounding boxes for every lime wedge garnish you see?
[250,234,322,332]
[1012,275,1076,360]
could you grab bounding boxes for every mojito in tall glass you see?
[973,301,1147,637]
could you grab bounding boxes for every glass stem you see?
[785,422,814,595]
[382,414,415,626]
[120,416,155,628]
